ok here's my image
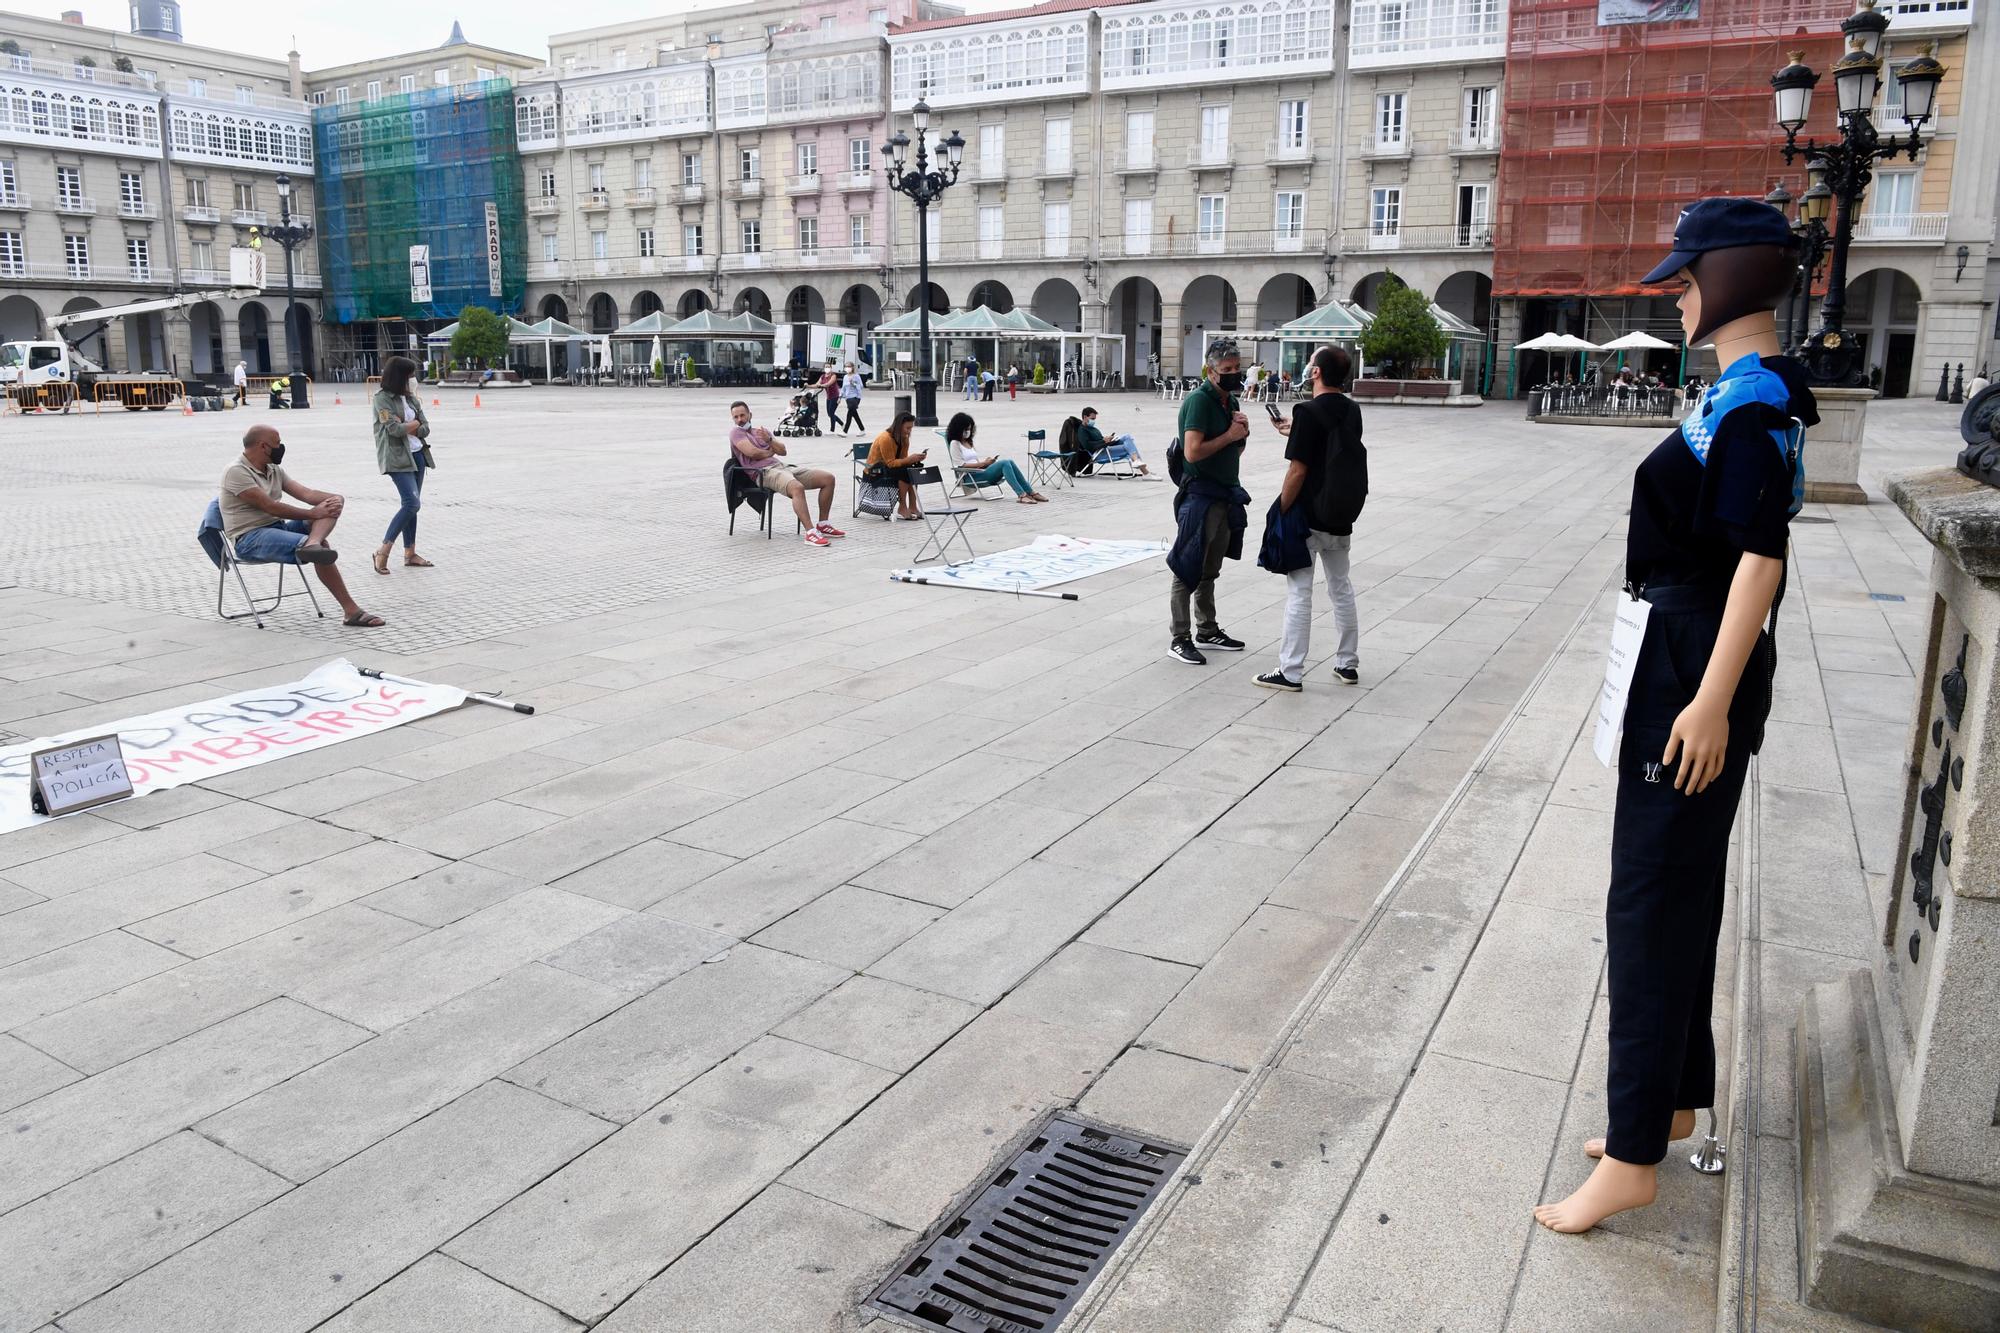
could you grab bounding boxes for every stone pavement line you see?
[1068,567,1613,1333]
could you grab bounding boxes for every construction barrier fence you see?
[93,379,188,409]
[313,81,527,325]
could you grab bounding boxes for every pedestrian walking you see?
[1533,198,1810,1236]
[232,359,248,406]
[818,363,841,429]
[1256,345,1366,691]
[1166,338,1252,665]
[369,355,436,576]
[962,358,980,401]
[839,362,866,433]
[1006,364,1020,400]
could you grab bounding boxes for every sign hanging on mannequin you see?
[1593,592,1653,767]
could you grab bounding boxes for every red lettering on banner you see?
[193,735,264,762]
[245,724,314,749]
[350,701,400,719]
[124,748,221,781]
[304,711,357,733]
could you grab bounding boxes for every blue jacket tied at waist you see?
[1256,497,1312,575]
[1168,478,1251,587]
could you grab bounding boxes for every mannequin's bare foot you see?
[1584,1109,1697,1159]
[1534,1156,1657,1233]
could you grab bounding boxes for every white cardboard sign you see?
[1592,592,1653,768]
[30,734,135,817]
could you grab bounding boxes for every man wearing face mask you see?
[1166,338,1253,665]
[220,424,384,628]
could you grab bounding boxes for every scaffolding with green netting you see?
[312,80,526,325]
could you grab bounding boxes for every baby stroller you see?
[774,392,822,437]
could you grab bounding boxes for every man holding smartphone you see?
[1257,345,1367,690]
[1167,339,1252,665]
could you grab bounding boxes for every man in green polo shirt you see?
[1167,338,1252,665]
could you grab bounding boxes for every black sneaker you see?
[1255,670,1302,692]
[1196,629,1246,652]
[1333,666,1360,686]
[1167,637,1207,666]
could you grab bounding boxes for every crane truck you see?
[2,245,266,412]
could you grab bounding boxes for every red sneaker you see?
[816,522,847,538]
[803,529,831,547]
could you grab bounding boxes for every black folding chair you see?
[725,457,800,539]
[908,466,977,565]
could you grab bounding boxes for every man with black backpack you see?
[1256,344,1368,691]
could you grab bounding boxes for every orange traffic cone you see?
[333,393,342,405]
[473,393,483,409]
[182,398,194,416]
[432,397,441,407]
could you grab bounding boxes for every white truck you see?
[1,247,265,411]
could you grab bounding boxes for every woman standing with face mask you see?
[371,356,436,576]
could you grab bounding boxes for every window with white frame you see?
[797,142,817,176]
[400,75,417,94]
[190,241,212,271]
[434,68,450,86]
[1123,198,1152,256]
[1870,170,1916,235]
[187,78,206,98]
[849,213,868,252]
[739,147,760,181]
[333,86,349,104]
[591,230,608,260]
[1044,201,1071,257]
[850,138,870,174]
[638,226,655,257]
[0,160,13,205]
[119,171,145,215]
[683,153,702,186]
[186,177,208,208]
[1375,93,1406,149]
[1125,111,1153,169]
[1044,117,1071,173]
[978,204,1004,260]
[0,230,23,278]
[1098,5,1332,85]
[634,159,651,189]
[979,124,1004,176]
[538,168,557,198]
[56,165,81,206]
[1278,99,1308,151]
[1274,190,1305,241]
[126,236,151,280]
[1456,182,1490,245]
[588,163,606,197]
[1199,105,1231,162]
[542,233,559,263]
[1553,108,1591,148]
[64,233,89,277]
[684,222,704,256]
[741,219,761,253]
[798,216,818,255]
[1663,73,1704,141]
[365,80,382,101]
[1370,186,1402,239]
[612,46,628,69]
[1546,180,1584,246]
[1462,86,1495,146]
[1198,194,1227,251]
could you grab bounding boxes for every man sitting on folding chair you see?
[220,424,384,628]
[729,400,844,546]
[1078,406,1151,476]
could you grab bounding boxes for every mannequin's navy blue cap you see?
[1641,198,1796,284]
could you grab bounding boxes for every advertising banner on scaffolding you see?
[486,202,503,298]
[1598,0,1699,23]
[409,245,432,304]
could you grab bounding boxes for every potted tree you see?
[448,306,510,385]
[1357,278,1449,397]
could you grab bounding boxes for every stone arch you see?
[188,300,226,377]
[0,294,43,347]
[733,286,772,320]
[1845,266,1923,398]
[1253,272,1317,343]
[785,285,827,324]
[631,290,664,320]
[967,278,1013,313]
[586,292,619,333]
[1349,271,1402,312]
[235,300,271,373]
[1179,276,1238,376]
[538,293,571,324]
[1106,276,1162,384]
[677,289,711,318]
[1031,278,1082,332]
[840,285,884,345]
[1435,271,1493,330]
[907,282,948,315]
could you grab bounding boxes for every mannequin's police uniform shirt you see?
[1626,353,1817,590]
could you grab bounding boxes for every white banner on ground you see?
[890,534,1167,595]
[0,659,467,836]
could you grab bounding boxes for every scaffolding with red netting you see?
[1494,0,1853,301]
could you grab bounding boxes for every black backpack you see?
[1298,398,1368,535]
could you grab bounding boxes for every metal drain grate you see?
[864,1111,1187,1332]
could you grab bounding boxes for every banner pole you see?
[887,574,1080,601]
[357,667,536,714]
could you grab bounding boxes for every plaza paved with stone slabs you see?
[0,386,1957,1331]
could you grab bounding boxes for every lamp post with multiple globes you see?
[883,100,964,426]
[1769,0,1945,386]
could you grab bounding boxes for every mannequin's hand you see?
[1664,698,1729,795]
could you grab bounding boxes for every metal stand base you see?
[1690,1108,1728,1175]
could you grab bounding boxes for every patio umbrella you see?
[648,335,664,375]
[1596,330,1679,375]
[1515,333,1599,382]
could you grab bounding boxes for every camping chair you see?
[850,440,881,518]
[908,466,977,566]
[1023,428,1070,492]
[725,457,798,539]
[1089,431,1146,479]
[939,430,1006,501]
[197,500,325,630]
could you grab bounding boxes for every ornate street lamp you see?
[1771,0,1947,386]
[267,173,314,407]
[884,98,963,425]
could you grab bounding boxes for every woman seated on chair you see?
[947,413,1047,504]
[1078,406,1151,475]
[865,412,929,521]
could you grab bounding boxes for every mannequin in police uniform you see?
[1535,199,1816,1233]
